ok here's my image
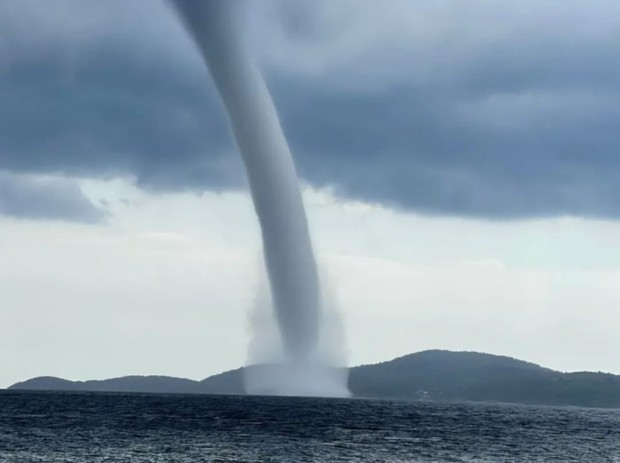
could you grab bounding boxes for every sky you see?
[1,0,620,388]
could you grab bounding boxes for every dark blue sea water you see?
[1,391,619,462]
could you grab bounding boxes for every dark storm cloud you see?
[0,171,105,223]
[0,57,242,191]
[1,0,620,219]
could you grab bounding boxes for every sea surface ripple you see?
[1,391,619,462]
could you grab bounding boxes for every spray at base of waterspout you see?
[243,361,351,398]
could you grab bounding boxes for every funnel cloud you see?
[170,0,349,397]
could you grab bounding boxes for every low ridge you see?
[8,350,620,408]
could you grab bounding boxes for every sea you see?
[1,391,619,462]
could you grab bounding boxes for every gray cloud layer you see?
[0,171,105,222]
[1,0,619,219]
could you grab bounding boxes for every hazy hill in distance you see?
[9,350,620,408]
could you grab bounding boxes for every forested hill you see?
[349,350,620,407]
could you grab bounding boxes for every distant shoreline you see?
[8,350,620,409]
